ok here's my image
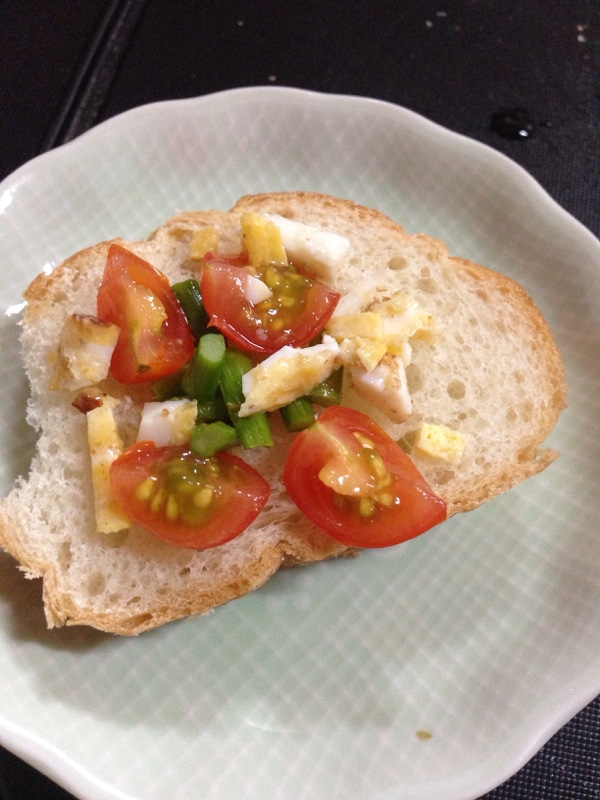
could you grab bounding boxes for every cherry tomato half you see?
[201,254,340,354]
[97,244,194,384]
[110,442,271,549]
[283,406,447,548]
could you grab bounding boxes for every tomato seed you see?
[151,487,166,513]
[375,492,394,507]
[359,497,375,517]
[373,455,390,482]
[354,432,375,449]
[264,267,282,289]
[166,494,179,520]
[135,477,155,501]
[193,486,214,508]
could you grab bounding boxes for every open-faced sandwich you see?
[0,192,567,634]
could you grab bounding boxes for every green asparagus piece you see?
[280,396,316,432]
[220,349,273,449]
[219,348,253,407]
[190,421,238,458]
[229,409,273,449]
[182,333,226,403]
[195,390,229,423]
[172,278,211,339]
[306,366,343,407]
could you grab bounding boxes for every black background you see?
[1,1,600,798]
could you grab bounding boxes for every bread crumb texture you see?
[0,193,566,634]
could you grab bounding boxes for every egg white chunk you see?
[138,399,198,446]
[349,354,412,424]
[51,314,120,391]
[239,335,340,416]
[243,273,272,305]
[261,213,350,283]
[326,289,435,379]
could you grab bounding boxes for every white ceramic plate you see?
[1,87,600,800]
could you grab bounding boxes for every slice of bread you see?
[0,193,567,635]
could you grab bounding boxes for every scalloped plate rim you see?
[0,86,599,800]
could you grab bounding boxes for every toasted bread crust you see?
[0,192,566,634]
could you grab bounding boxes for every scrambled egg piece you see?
[189,227,220,261]
[260,212,350,284]
[326,313,385,371]
[51,314,120,391]
[241,212,288,266]
[239,336,340,416]
[137,399,198,446]
[369,291,438,346]
[414,423,467,464]
[327,291,438,371]
[322,291,438,423]
[86,394,130,533]
[349,354,413,424]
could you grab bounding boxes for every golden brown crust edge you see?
[42,537,353,636]
[442,255,567,513]
[24,240,116,321]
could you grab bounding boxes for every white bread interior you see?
[0,192,567,635]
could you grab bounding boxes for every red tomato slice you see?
[97,244,195,384]
[110,442,271,549]
[201,254,340,354]
[283,406,447,548]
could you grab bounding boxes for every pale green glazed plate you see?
[1,87,599,800]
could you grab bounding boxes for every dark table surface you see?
[1,1,600,799]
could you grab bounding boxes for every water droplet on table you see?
[490,108,536,139]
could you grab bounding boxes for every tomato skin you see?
[110,442,270,549]
[283,406,447,548]
[97,244,195,384]
[201,254,340,354]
